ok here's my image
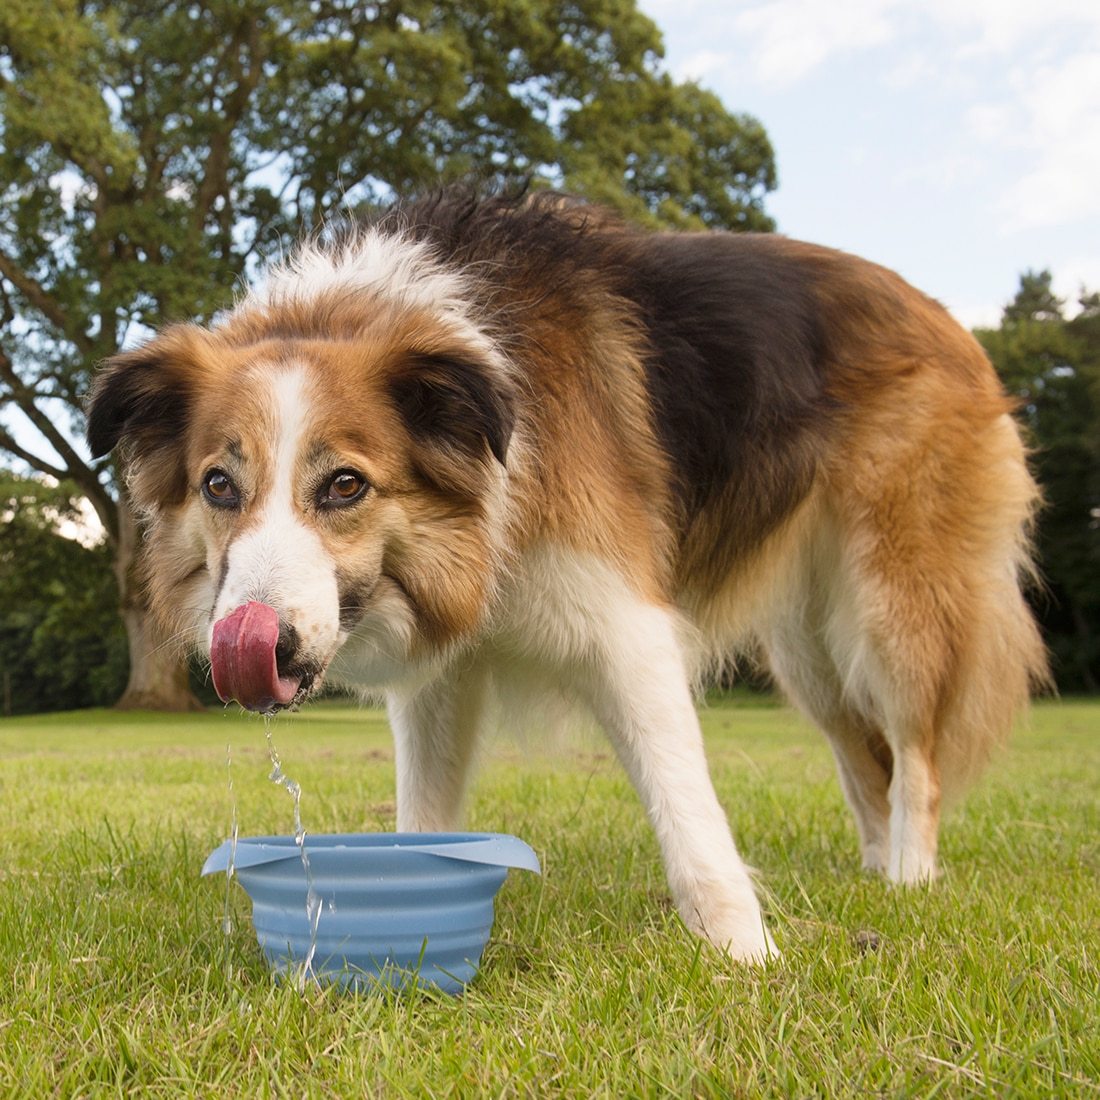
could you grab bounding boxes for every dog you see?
[87,189,1047,962]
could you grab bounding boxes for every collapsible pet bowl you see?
[202,833,540,993]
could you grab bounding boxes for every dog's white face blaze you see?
[206,365,342,673]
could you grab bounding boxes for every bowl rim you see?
[202,831,541,876]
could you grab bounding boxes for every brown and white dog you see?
[86,190,1047,962]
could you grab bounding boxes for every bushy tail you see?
[935,414,1050,802]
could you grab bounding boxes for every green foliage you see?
[0,470,127,713]
[976,271,1100,692]
[0,700,1096,1093]
[0,0,776,422]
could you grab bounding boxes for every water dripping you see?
[222,740,239,980]
[264,717,322,989]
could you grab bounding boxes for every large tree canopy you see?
[0,0,777,710]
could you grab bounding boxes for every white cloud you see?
[950,256,1100,330]
[664,1,1100,234]
[732,0,899,87]
[881,50,939,90]
[994,51,1100,231]
[705,0,1100,87]
[678,48,734,83]
[947,301,1003,331]
[965,103,1013,145]
[891,151,985,193]
[639,0,1100,322]
[922,0,1100,54]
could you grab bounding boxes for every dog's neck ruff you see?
[245,227,502,365]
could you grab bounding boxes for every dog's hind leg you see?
[810,573,945,885]
[760,551,896,874]
[884,732,940,883]
[772,632,940,883]
[764,627,893,874]
[827,725,893,874]
[774,674,892,873]
[387,662,490,833]
[831,557,951,886]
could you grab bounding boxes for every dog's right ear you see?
[86,328,197,459]
[86,326,205,504]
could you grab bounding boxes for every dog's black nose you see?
[274,621,301,677]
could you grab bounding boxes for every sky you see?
[638,0,1100,328]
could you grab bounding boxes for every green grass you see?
[0,697,1097,1097]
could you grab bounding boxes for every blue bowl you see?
[202,832,540,993]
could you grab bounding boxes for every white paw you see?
[887,853,940,884]
[682,902,780,964]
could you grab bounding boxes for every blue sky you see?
[639,0,1100,327]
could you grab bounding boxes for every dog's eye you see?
[322,470,368,507]
[202,469,240,509]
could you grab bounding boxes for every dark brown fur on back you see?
[366,192,836,582]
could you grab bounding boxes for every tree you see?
[0,1,777,710]
[1002,269,1065,325]
[976,271,1100,692]
[0,470,128,714]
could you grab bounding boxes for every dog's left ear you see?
[390,352,516,474]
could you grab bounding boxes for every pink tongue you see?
[211,602,302,712]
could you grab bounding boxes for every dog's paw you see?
[720,926,780,966]
[683,903,780,965]
[887,851,940,885]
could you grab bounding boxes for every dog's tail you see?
[934,411,1050,803]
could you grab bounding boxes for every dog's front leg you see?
[387,663,489,833]
[581,602,778,963]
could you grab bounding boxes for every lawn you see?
[0,696,1096,1097]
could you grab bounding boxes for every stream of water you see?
[264,719,322,989]
[221,720,322,990]
[222,740,239,980]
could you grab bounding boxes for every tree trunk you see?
[113,497,205,712]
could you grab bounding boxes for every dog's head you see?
[86,284,516,711]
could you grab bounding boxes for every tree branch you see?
[193,15,264,227]
[0,403,117,545]
[0,362,71,456]
[0,276,13,325]
[0,339,119,542]
[0,425,69,480]
[0,251,93,355]
[0,70,110,192]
